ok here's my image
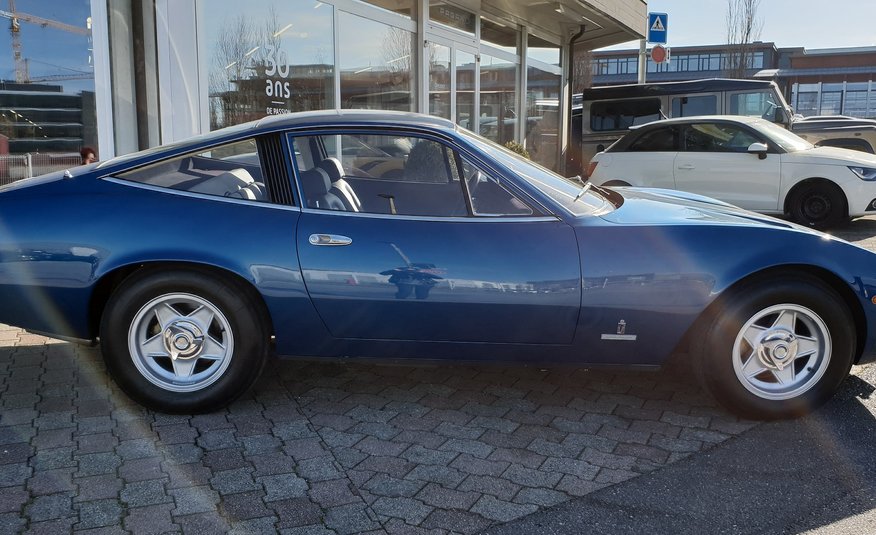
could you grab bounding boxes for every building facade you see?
[587,43,876,119]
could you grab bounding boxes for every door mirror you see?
[748,142,769,159]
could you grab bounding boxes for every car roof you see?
[636,115,766,128]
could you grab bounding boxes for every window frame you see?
[285,127,548,221]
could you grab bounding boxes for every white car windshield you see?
[459,128,612,216]
[753,120,813,152]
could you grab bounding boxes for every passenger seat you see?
[318,158,361,212]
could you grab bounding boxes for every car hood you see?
[784,146,876,167]
[597,187,820,232]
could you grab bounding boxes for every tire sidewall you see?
[790,182,846,229]
[101,270,267,413]
[699,277,854,419]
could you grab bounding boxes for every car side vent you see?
[258,135,295,206]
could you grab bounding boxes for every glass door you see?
[425,34,479,132]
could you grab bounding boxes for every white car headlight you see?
[849,166,876,181]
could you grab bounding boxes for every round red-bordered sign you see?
[651,45,667,63]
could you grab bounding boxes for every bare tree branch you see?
[725,0,763,78]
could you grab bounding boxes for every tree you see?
[725,0,763,79]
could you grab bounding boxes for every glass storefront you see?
[480,53,518,145]
[428,43,451,119]
[339,12,415,112]
[0,0,96,178]
[525,34,561,169]
[202,0,335,130]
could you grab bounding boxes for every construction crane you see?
[1,0,91,83]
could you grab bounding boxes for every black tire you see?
[100,269,269,413]
[788,181,848,229]
[692,275,854,420]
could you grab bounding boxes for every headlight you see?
[849,166,876,181]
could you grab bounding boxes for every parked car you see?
[588,115,876,228]
[1,110,875,419]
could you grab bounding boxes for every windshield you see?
[751,120,813,152]
[459,128,612,216]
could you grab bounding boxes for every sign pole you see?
[638,37,646,84]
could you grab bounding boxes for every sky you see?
[0,0,93,93]
[600,0,876,51]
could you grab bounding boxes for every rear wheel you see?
[693,276,854,419]
[788,182,848,229]
[100,270,269,413]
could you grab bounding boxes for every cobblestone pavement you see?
[0,218,873,535]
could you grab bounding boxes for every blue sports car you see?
[1,110,875,419]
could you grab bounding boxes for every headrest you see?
[318,158,344,182]
[299,167,331,195]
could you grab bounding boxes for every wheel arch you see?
[600,179,632,187]
[676,264,867,364]
[783,177,848,217]
[88,261,274,342]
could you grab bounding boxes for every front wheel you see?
[693,276,854,419]
[100,270,269,413]
[788,182,848,229]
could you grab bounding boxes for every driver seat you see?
[319,158,361,212]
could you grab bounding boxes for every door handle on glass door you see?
[309,234,353,246]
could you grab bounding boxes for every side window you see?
[590,98,661,132]
[628,127,679,152]
[683,123,762,153]
[293,133,467,217]
[459,157,535,217]
[116,138,268,202]
[292,133,537,218]
[671,95,717,117]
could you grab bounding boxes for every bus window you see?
[590,98,661,132]
[672,95,717,117]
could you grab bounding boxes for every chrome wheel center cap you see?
[757,330,798,371]
[163,320,204,360]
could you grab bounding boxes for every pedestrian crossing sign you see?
[648,12,668,44]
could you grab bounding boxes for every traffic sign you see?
[651,44,668,63]
[648,12,668,44]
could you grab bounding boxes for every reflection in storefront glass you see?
[339,12,415,112]
[456,51,476,130]
[0,0,95,178]
[479,54,517,145]
[525,66,560,170]
[203,0,334,130]
[428,43,450,119]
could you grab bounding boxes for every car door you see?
[674,121,781,211]
[289,130,582,345]
[598,125,679,188]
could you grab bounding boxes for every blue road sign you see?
[648,12,668,44]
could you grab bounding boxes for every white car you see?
[587,115,876,228]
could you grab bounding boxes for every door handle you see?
[309,234,352,246]
[677,164,695,170]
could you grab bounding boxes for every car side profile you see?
[1,110,876,420]
[588,115,876,228]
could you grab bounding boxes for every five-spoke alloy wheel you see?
[101,269,268,413]
[694,275,854,419]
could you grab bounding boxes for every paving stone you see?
[219,490,271,520]
[350,422,401,441]
[25,493,73,522]
[281,437,327,461]
[402,445,458,466]
[595,467,639,484]
[416,482,480,510]
[0,486,27,513]
[679,427,732,443]
[450,453,509,477]
[249,452,296,476]
[156,424,198,445]
[31,429,73,449]
[394,430,446,449]
[210,467,259,495]
[470,494,537,523]
[0,424,37,444]
[526,438,582,458]
[26,517,77,535]
[27,468,74,496]
[502,464,562,488]
[390,415,440,432]
[364,473,426,498]
[648,435,703,453]
[356,456,415,479]
[555,474,611,497]
[579,448,636,470]
[175,511,230,534]
[270,497,324,529]
[356,436,409,457]
[309,478,359,507]
[123,503,178,535]
[434,422,484,440]
[196,429,238,451]
[372,496,433,525]
[278,525,337,535]
[405,464,466,488]
[77,433,118,454]
[202,448,250,471]
[614,443,671,464]
[629,420,683,438]
[169,485,220,516]
[487,448,545,469]
[30,447,74,471]
[421,509,491,534]
[0,511,24,534]
[77,416,115,435]
[74,474,122,502]
[323,502,380,535]
[660,411,711,429]
[120,479,171,507]
[115,438,160,460]
[164,444,203,464]
[76,499,122,530]
[259,473,308,502]
[117,456,163,482]
[318,429,365,449]
[297,457,342,482]
[164,462,212,490]
[710,419,758,435]
[439,439,493,459]
[457,475,521,501]
[513,487,569,507]
[0,463,31,487]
